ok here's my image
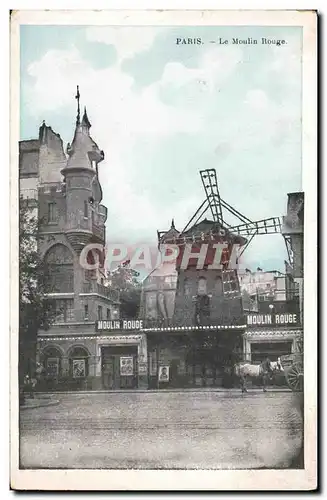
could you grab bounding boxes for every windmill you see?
[161,168,283,260]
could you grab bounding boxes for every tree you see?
[19,199,55,384]
[107,260,141,318]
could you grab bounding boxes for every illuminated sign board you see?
[246,313,300,328]
[96,319,143,331]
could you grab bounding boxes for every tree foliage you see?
[107,260,141,318]
[19,199,55,378]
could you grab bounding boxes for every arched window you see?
[198,277,207,296]
[69,346,89,378]
[44,244,74,293]
[183,278,192,296]
[41,346,63,378]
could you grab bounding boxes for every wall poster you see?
[120,356,134,376]
[72,359,86,378]
[46,358,59,378]
[158,365,170,382]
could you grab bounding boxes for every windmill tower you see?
[159,169,282,327]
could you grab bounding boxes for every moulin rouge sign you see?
[96,319,144,331]
[246,313,300,328]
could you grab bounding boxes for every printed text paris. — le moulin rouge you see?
[176,37,287,46]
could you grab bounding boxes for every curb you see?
[36,388,293,396]
[20,399,60,410]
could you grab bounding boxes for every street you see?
[20,390,303,469]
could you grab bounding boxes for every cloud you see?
[22,27,302,270]
[86,26,162,63]
[25,45,200,136]
[159,45,243,99]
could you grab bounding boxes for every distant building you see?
[242,193,304,364]
[282,192,304,324]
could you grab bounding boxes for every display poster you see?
[72,359,86,378]
[158,365,169,382]
[120,356,134,376]
[46,358,59,377]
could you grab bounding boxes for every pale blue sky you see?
[20,25,303,272]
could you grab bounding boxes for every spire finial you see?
[75,85,80,125]
[171,218,175,229]
[82,106,91,129]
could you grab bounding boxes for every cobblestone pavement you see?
[20,390,303,469]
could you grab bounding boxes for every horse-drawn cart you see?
[280,353,304,392]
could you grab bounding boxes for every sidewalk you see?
[20,395,60,410]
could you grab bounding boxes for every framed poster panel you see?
[72,359,86,378]
[120,356,134,376]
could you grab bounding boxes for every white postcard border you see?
[10,9,317,491]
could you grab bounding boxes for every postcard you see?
[10,9,317,491]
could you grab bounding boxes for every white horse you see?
[233,358,274,393]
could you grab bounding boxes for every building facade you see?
[20,97,147,391]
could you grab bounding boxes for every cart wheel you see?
[286,362,303,392]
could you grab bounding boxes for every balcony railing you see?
[82,281,120,302]
[98,204,107,222]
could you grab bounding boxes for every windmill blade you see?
[220,198,253,224]
[228,217,282,236]
[180,199,209,234]
[200,169,224,224]
[238,230,258,259]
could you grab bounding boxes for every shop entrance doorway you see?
[251,341,293,363]
[101,346,138,389]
